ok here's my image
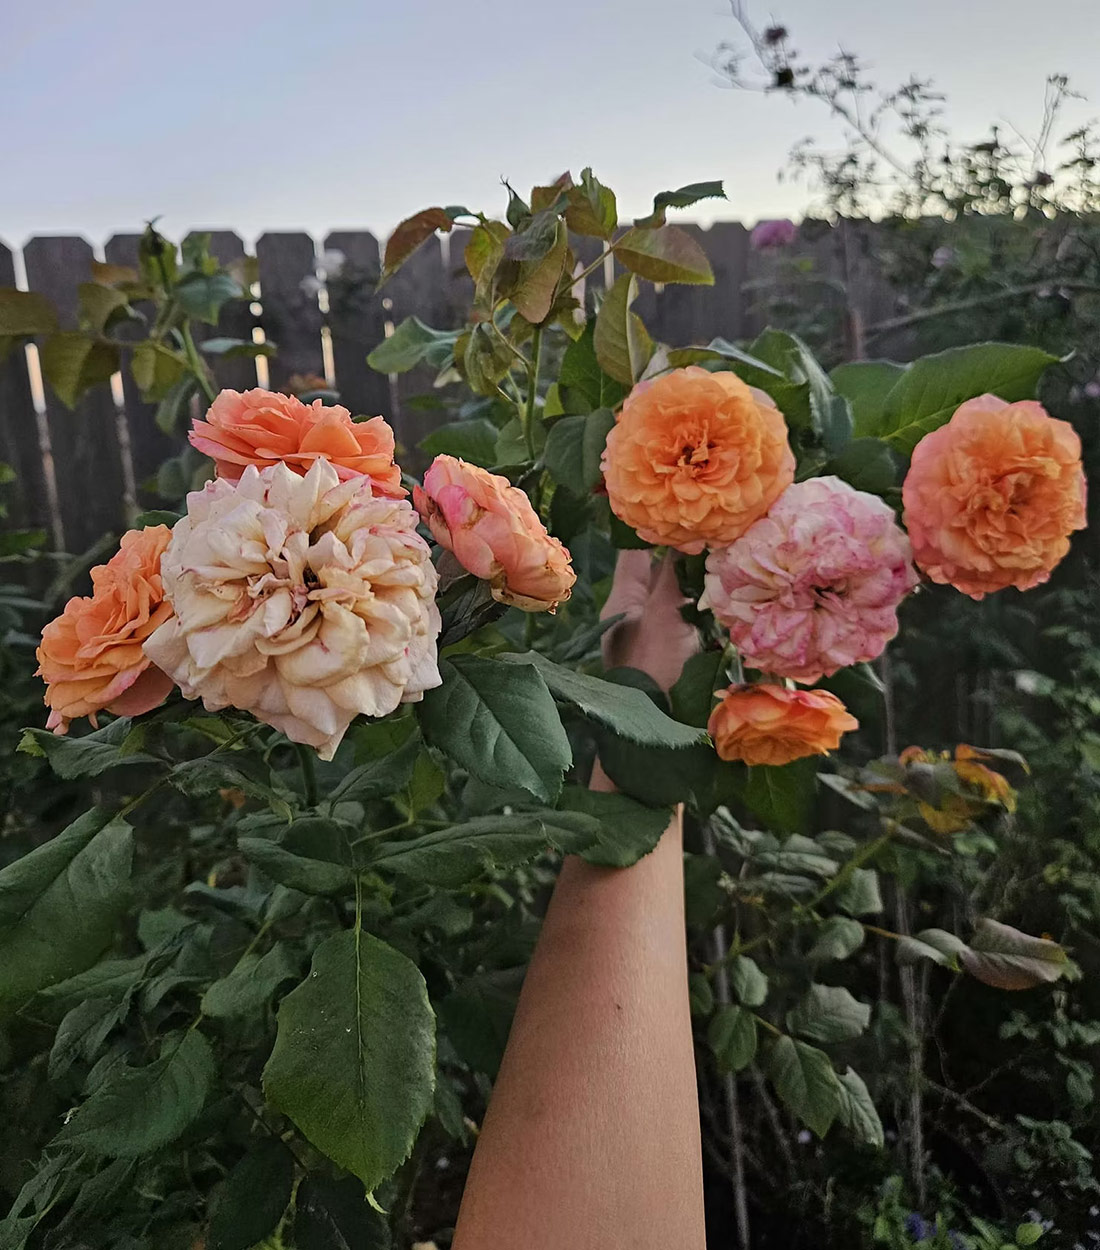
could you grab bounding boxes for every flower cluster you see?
[37,389,576,756]
[601,369,1086,768]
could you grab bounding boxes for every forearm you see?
[451,796,705,1250]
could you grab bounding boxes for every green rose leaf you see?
[208,1141,296,1250]
[0,288,59,337]
[558,786,671,867]
[708,1005,758,1073]
[131,341,187,402]
[730,955,769,1007]
[959,918,1069,990]
[787,983,871,1044]
[594,273,653,385]
[635,180,726,228]
[830,360,906,437]
[728,758,818,834]
[500,652,707,749]
[263,929,436,1192]
[238,817,357,896]
[418,655,572,802]
[174,271,242,324]
[368,810,598,886]
[895,928,968,971]
[835,1068,885,1148]
[768,1035,842,1138]
[367,316,459,374]
[834,867,884,917]
[419,417,501,468]
[201,944,300,1019]
[292,1175,391,1250]
[543,408,614,492]
[565,168,618,239]
[808,916,866,962]
[613,225,714,285]
[869,343,1059,454]
[511,220,569,324]
[39,333,120,408]
[0,809,133,1020]
[56,1030,214,1156]
[18,717,160,779]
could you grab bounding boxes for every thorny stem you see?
[524,326,543,461]
[181,321,218,405]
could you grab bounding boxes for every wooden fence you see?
[0,221,911,557]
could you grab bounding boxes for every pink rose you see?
[750,219,798,250]
[701,476,918,682]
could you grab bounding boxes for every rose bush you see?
[0,178,1088,1247]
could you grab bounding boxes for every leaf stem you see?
[524,325,543,460]
[180,321,218,404]
[295,742,319,808]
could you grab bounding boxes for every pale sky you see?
[3,0,1099,250]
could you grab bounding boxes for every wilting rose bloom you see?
[701,477,918,682]
[37,526,175,732]
[898,744,1017,834]
[601,367,795,554]
[750,219,798,250]
[144,458,440,760]
[190,388,403,497]
[902,395,1087,598]
[414,455,575,612]
[708,683,858,766]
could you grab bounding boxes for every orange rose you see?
[37,526,176,733]
[190,388,404,496]
[707,683,858,766]
[902,394,1086,599]
[601,367,795,554]
[413,455,576,612]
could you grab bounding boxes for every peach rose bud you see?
[36,526,176,733]
[601,367,795,554]
[707,683,858,767]
[902,394,1087,599]
[413,455,576,613]
[190,387,404,498]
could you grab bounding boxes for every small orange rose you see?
[37,526,176,733]
[601,367,795,554]
[902,394,1086,598]
[190,387,404,496]
[707,683,858,766]
[414,455,576,612]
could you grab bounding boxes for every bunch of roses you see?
[601,367,1086,767]
[38,389,575,759]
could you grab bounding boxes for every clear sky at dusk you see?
[3,0,1098,249]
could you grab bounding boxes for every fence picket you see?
[255,233,324,390]
[190,231,259,393]
[0,243,50,536]
[322,231,391,419]
[22,236,128,553]
[103,234,178,503]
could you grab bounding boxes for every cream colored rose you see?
[144,458,440,759]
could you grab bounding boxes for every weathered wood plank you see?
[190,230,259,393]
[103,234,178,502]
[255,233,323,390]
[0,242,50,536]
[322,231,391,419]
[383,234,450,466]
[649,222,750,347]
[23,236,127,553]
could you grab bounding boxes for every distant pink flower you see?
[700,476,918,683]
[931,246,957,270]
[750,219,798,250]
